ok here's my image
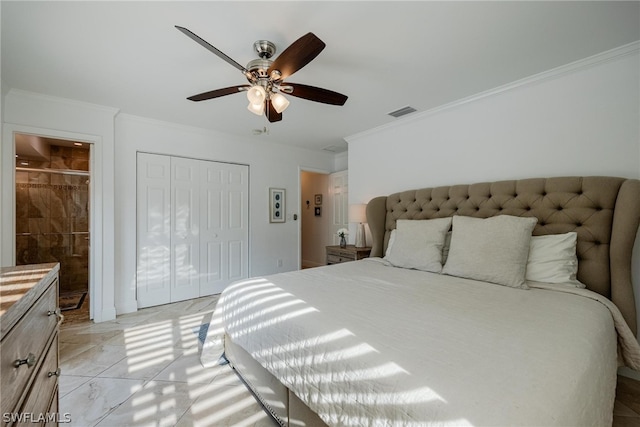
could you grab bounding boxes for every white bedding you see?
[202,258,640,426]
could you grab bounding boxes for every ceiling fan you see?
[175,26,348,123]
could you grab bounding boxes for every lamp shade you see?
[247,101,265,116]
[246,85,266,104]
[271,92,290,113]
[348,203,367,224]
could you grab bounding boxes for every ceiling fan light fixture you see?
[271,92,290,113]
[177,27,348,123]
[247,101,265,116]
[247,85,266,105]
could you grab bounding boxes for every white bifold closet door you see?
[137,153,248,308]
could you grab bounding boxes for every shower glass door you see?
[15,136,90,315]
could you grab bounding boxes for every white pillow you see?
[385,229,396,258]
[384,218,452,273]
[442,215,538,289]
[526,232,585,288]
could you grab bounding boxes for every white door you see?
[329,170,348,245]
[199,161,249,295]
[170,157,201,302]
[137,154,249,307]
[137,153,171,307]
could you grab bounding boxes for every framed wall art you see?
[315,207,321,216]
[269,188,286,223]
[314,194,322,205]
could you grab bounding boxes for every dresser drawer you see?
[44,388,60,427]
[0,282,58,414]
[16,335,59,427]
[326,245,371,265]
[327,254,355,264]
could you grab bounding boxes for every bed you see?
[202,176,640,426]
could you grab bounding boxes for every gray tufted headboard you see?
[366,176,640,334]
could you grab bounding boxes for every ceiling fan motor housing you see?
[246,58,273,77]
[248,40,276,81]
[247,40,279,95]
[254,40,276,58]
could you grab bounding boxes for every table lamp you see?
[349,204,367,248]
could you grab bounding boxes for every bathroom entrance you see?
[15,134,91,321]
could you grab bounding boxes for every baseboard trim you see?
[93,305,117,323]
[301,259,324,269]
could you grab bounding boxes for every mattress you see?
[202,258,640,426]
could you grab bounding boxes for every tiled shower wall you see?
[15,145,90,295]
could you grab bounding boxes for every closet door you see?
[137,154,249,307]
[137,153,171,307]
[199,161,249,295]
[170,157,200,302]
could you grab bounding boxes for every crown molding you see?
[346,41,640,143]
[6,88,120,116]
[334,150,348,160]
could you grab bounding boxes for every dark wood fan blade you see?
[187,85,250,102]
[284,83,348,105]
[176,26,250,75]
[267,33,325,81]
[266,100,282,122]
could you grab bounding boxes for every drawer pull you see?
[14,353,37,368]
[48,307,65,325]
[48,368,61,377]
[47,308,61,317]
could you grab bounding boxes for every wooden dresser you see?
[1,263,62,426]
[326,245,372,265]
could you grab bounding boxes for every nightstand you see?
[326,245,372,265]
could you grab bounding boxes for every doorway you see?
[15,134,91,322]
[300,170,330,268]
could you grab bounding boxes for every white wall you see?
[348,48,639,200]
[114,114,335,314]
[334,151,348,172]
[347,47,640,334]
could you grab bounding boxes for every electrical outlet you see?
[277,259,283,268]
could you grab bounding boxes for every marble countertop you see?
[0,263,60,320]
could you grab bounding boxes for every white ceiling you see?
[2,1,639,153]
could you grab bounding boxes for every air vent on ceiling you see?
[387,106,417,118]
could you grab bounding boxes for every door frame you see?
[2,124,99,320]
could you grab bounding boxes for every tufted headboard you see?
[366,176,640,334]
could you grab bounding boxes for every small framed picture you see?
[314,194,322,205]
[269,188,285,223]
[314,207,321,216]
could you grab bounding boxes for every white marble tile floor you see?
[59,296,278,427]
